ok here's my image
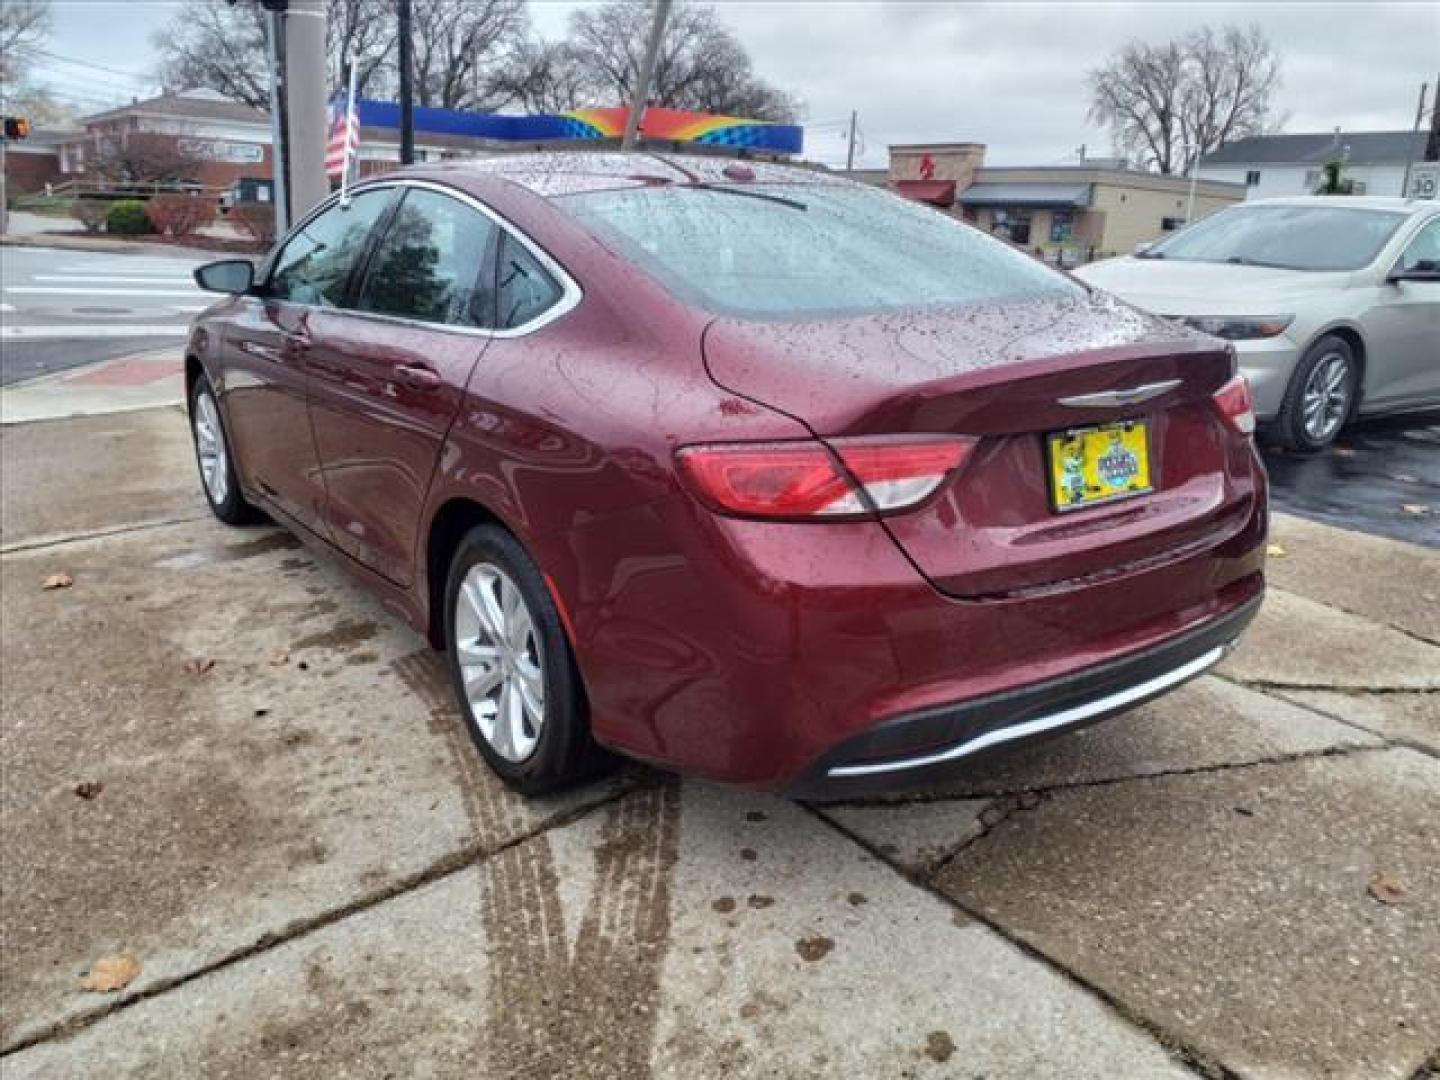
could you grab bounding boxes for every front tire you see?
[1273,335,1358,452]
[189,373,262,524]
[443,525,605,794]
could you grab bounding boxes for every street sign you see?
[1406,161,1439,200]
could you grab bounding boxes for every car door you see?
[1362,215,1440,412]
[221,188,394,532]
[305,184,499,586]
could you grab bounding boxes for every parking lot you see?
[1,401,1436,1079]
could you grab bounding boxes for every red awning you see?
[895,179,956,206]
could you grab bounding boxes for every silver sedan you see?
[1076,197,1440,451]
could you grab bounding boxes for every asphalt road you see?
[0,245,212,385]
[1262,410,1440,548]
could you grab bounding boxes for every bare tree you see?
[409,0,528,110]
[0,0,50,86]
[153,0,392,108]
[1089,24,1280,174]
[497,37,593,115]
[558,0,798,120]
[87,132,205,185]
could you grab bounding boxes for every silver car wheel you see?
[193,389,229,506]
[1300,350,1351,443]
[454,563,545,763]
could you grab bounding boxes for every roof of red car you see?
[428,151,852,198]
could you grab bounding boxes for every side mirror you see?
[1132,241,1153,256]
[194,259,255,295]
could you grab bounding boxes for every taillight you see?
[675,436,973,520]
[1212,374,1256,436]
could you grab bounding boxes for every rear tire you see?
[189,373,263,525]
[1272,335,1358,453]
[443,525,607,794]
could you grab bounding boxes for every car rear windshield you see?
[562,183,1080,319]
[1146,205,1407,271]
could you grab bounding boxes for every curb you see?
[0,234,244,260]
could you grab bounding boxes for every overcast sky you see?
[24,0,1440,168]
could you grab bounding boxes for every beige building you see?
[856,142,1245,265]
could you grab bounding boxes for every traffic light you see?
[2,117,31,141]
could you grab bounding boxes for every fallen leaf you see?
[74,781,103,800]
[1368,871,1407,905]
[42,573,74,591]
[1265,542,1288,558]
[78,954,141,992]
[183,657,216,676]
[268,649,290,667]
[1401,504,1429,517]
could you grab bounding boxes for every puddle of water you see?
[152,532,301,570]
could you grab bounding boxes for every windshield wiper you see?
[690,183,809,211]
[1225,255,1291,269]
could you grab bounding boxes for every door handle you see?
[395,362,442,392]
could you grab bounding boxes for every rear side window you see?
[357,188,497,327]
[496,234,563,330]
[562,184,1078,319]
[268,189,391,306]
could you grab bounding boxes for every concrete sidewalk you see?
[1,407,1436,1079]
[0,349,184,424]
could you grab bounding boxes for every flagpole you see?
[339,62,357,206]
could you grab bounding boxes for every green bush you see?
[105,199,153,235]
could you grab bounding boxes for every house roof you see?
[1200,131,1426,167]
[83,92,267,127]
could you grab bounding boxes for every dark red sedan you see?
[188,152,1267,796]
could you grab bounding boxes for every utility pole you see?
[1184,142,1200,224]
[261,2,290,234]
[845,110,858,174]
[1401,81,1428,197]
[398,0,415,165]
[1427,70,1440,163]
[284,0,329,216]
[622,0,672,150]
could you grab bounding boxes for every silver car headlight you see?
[1182,315,1294,341]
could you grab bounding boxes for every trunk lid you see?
[702,292,1259,599]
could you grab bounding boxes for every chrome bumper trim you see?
[826,644,1228,779]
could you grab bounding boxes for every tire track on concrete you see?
[391,649,681,1079]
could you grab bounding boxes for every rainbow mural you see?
[355,100,803,154]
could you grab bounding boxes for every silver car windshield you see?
[1146,205,1407,272]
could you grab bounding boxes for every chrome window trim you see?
[826,644,1228,779]
[255,177,583,340]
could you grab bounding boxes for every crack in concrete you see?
[1226,678,1439,696]
[0,784,632,1060]
[1263,687,1440,764]
[0,514,209,555]
[807,804,1246,1080]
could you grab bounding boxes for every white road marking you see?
[1,325,190,340]
[32,275,196,285]
[3,287,205,297]
[171,305,210,313]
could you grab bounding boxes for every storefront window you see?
[1050,211,1073,243]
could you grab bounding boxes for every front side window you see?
[496,234,563,330]
[564,184,1077,320]
[357,188,497,326]
[1397,218,1440,273]
[1145,205,1408,272]
[267,188,391,306]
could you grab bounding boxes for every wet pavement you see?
[2,406,1437,1079]
[1261,410,1440,548]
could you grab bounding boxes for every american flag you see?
[324,94,359,181]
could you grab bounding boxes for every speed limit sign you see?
[1406,162,1439,200]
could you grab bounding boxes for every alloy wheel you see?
[454,563,546,762]
[193,389,229,506]
[1300,350,1352,443]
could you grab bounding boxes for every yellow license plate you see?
[1047,420,1153,511]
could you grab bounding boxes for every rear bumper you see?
[788,591,1261,800]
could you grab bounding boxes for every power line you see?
[11,46,155,84]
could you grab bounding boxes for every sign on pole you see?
[1405,161,1438,200]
